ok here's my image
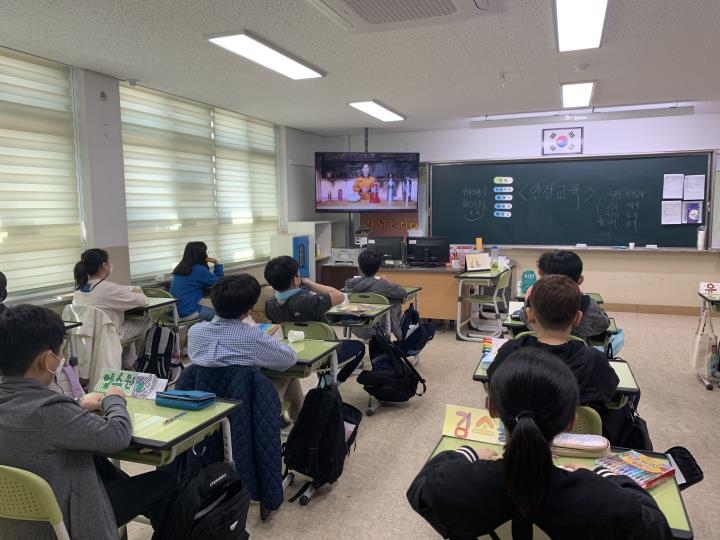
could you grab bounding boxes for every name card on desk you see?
[442,404,505,444]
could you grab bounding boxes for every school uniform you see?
[407,445,673,540]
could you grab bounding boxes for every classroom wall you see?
[317,112,720,311]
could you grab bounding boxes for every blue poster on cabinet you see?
[293,235,310,278]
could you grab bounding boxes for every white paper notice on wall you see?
[661,200,682,225]
[662,174,684,199]
[683,175,705,200]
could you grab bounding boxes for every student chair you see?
[348,292,390,305]
[143,287,195,355]
[513,330,587,344]
[0,465,70,540]
[573,406,603,435]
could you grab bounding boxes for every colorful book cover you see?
[94,369,167,399]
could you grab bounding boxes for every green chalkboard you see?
[430,153,711,247]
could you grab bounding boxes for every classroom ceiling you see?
[2,0,719,136]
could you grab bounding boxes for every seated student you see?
[489,275,618,410]
[170,241,224,321]
[72,248,152,367]
[0,270,6,314]
[0,305,174,539]
[520,250,610,338]
[264,256,365,383]
[345,249,408,340]
[407,348,672,539]
[188,274,304,422]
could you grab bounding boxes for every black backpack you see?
[357,333,427,402]
[283,384,362,503]
[152,461,251,540]
[136,323,181,380]
[396,303,435,356]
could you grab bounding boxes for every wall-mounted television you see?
[315,152,420,213]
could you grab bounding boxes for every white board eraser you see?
[576,243,587,248]
[646,244,658,249]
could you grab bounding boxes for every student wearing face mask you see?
[0,305,174,539]
[72,248,152,367]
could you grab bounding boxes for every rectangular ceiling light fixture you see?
[485,110,561,121]
[593,102,683,113]
[348,100,404,122]
[207,31,323,80]
[554,0,608,52]
[562,82,595,108]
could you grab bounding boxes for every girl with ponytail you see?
[72,248,152,368]
[407,348,672,539]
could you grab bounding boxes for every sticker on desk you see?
[94,369,168,399]
[699,282,720,296]
[334,303,378,314]
[442,404,505,444]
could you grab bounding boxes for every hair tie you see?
[515,410,536,422]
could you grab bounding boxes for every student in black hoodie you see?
[488,274,619,410]
[407,349,672,540]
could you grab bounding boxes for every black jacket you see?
[487,335,619,408]
[407,446,673,540]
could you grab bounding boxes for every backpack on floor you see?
[396,303,435,356]
[136,323,180,380]
[283,384,362,498]
[357,333,427,402]
[152,461,251,540]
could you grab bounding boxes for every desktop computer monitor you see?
[366,236,403,265]
[406,236,450,267]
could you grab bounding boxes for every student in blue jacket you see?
[170,241,224,320]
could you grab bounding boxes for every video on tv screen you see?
[315,152,420,213]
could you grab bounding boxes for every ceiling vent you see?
[306,0,503,32]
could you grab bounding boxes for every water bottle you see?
[491,245,499,271]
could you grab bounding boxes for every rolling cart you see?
[694,291,720,390]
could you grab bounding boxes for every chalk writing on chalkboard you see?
[461,186,489,221]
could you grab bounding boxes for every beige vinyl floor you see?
[127,311,718,539]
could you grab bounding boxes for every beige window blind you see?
[214,108,278,265]
[120,85,216,278]
[121,85,279,278]
[0,49,82,297]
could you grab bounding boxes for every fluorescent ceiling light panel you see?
[486,110,560,121]
[555,0,608,52]
[562,82,595,108]
[593,102,680,113]
[208,32,323,80]
[348,101,404,122]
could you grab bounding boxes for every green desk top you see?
[456,268,508,280]
[285,339,340,367]
[123,396,239,450]
[403,286,422,296]
[326,302,391,325]
[125,295,178,316]
[474,358,639,394]
[430,436,691,537]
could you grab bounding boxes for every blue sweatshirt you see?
[170,263,224,317]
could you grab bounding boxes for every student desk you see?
[106,397,240,467]
[262,339,341,382]
[473,355,639,394]
[429,435,692,539]
[456,268,512,340]
[326,302,392,335]
[403,285,422,309]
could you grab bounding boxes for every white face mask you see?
[45,350,64,378]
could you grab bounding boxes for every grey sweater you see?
[0,377,132,539]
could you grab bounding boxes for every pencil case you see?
[155,390,216,410]
[552,433,611,458]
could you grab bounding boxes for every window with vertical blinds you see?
[0,49,82,297]
[120,85,279,278]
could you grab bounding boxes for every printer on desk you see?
[331,247,362,265]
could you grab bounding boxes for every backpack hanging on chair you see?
[395,303,435,357]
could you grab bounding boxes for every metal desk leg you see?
[329,351,339,385]
[220,417,233,464]
[171,304,181,356]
